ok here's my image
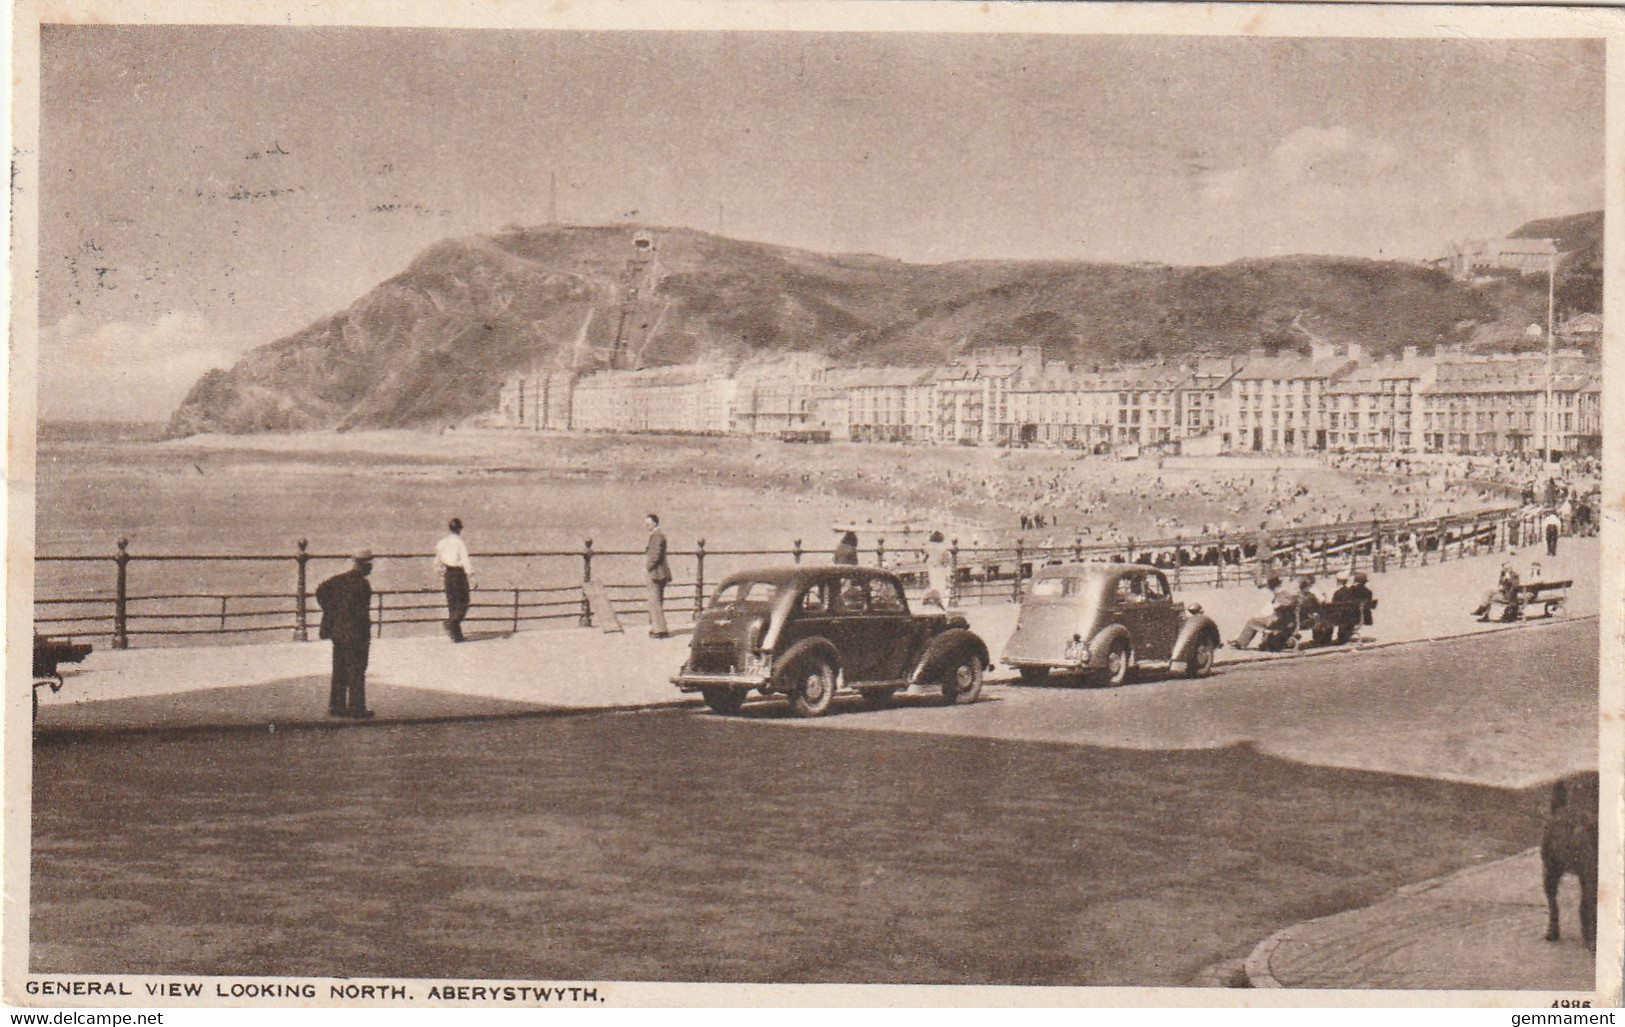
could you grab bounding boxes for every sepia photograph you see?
[7,0,1621,1010]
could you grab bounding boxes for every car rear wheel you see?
[941,651,984,705]
[1185,634,1217,678]
[1105,639,1133,686]
[859,687,897,710]
[1018,666,1049,685]
[701,687,745,715]
[787,659,836,718]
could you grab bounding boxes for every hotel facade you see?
[496,343,1601,459]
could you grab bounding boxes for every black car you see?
[672,565,991,716]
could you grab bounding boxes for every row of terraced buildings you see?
[496,343,1602,458]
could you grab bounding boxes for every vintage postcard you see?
[6,0,1622,1012]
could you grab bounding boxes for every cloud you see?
[1189,125,1466,259]
[1201,125,1402,206]
[39,312,246,422]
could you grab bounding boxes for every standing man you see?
[1543,507,1562,558]
[435,517,475,642]
[833,531,860,566]
[316,550,375,719]
[922,530,951,608]
[645,513,671,639]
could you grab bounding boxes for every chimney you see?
[1310,340,1333,361]
[1403,345,1419,362]
[1345,343,1365,363]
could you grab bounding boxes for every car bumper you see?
[1005,640,1102,671]
[671,671,770,692]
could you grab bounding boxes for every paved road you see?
[31,622,1592,988]
[729,617,1599,789]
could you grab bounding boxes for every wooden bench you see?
[1480,580,1570,622]
[1516,580,1571,619]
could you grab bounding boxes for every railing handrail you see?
[33,503,1552,649]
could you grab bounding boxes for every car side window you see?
[835,576,868,614]
[1115,575,1144,603]
[869,578,907,613]
[1144,574,1169,602]
[798,583,829,615]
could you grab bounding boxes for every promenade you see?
[37,537,1599,748]
[30,538,1604,993]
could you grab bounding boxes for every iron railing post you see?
[113,538,129,650]
[694,539,706,618]
[949,539,960,606]
[293,538,310,641]
[580,539,593,627]
[1013,539,1024,602]
[792,538,802,565]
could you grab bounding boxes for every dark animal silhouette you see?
[1541,771,1598,950]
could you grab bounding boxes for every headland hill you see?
[163,211,1602,437]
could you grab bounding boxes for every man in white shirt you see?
[435,517,475,642]
[1543,508,1563,558]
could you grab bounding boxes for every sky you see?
[35,26,1606,421]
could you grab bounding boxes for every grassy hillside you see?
[167,221,1595,436]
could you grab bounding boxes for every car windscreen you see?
[710,580,779,608]
[1029,576,1082,598]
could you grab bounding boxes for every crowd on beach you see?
[666,440,1604,563]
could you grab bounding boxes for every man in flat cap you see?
[317,550,375,718]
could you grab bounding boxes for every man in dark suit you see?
[645,513,671,638]
[317,550,375,718]
[1328,573,1363,644]
[1348,572,1376,628]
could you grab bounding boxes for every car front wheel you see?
[788,659,836,717]
[941,651,984,705]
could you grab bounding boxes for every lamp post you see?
[1543,245,1555,464]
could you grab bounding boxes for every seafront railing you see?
[33,506,1548,649]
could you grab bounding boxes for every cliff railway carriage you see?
[1002,563,1221,686]
[672,566,990,717]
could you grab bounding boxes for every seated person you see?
[1348,572,1376,628]
[1327,574,1366,644]
[1471,555,1522,620]
[1230,576,1295,649]
[1294,576,1321,619]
